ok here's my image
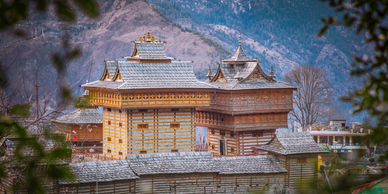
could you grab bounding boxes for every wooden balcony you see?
[88,91,211,108]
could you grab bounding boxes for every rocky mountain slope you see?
[0,0,230,99]
[147,0,373,122]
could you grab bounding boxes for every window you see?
[107,108,111,112]
[171,149,178,153]
[119,122,122,127]
[212,145,215,149]
[140,150,147,154]
[107,137,111,142]
[230,131,235,137]
[220,130,225,136]
[297,158,307,163]
[138,124,148,129]
[107,149,111,153]
[211,129,215,134]
[171,108,179,112]
[138,109,147,112]
[170,123,180,129]
[252,131,263,137]
[231,147,235,153]
[221,117,224,121]
[119,139,122,143]
[119,152,123,155]
[119,109,122,113]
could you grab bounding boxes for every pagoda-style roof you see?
[83,32,214,91]
[52,108,102,124]
[223,36,256,63]
[206,62,296,90]
[256,132,328,155]
[206,36,296,91]
[84,61,214,90]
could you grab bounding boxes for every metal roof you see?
[52,108,102,124]
[257,132,328,155]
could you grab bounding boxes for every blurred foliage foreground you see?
[0,0,99,192]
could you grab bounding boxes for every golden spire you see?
[239,35,241,47]
[269,64,276,79]
[146,31,151,42]
[139,36,143,42]
[143,36,146,42]
[151,35,155,42]
[206,65,213,80]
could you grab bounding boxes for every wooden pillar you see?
[317,135,320,144]
[350,136,353,145]
[343,136,346,146]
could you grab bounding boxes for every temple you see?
[197,36,297,156]
[82,32,213,159]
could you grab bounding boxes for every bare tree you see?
[283,64,332,129]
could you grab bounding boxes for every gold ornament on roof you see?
[239,35,241,47]
[143,36,146,42]
[146,31,151,42]
[151,35,155,42]
[139,36,143,42]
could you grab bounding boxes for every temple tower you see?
[83,32,213,159]
[196,36,297,157]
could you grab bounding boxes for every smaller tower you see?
[269,65,276,79]
[206,66,213,80]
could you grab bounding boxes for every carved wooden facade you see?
[82,32,213,159]
[103,107,195,158]
[198,37,297,157]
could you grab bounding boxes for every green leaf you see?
[66,47,82,60]
[318,25,329,37]
[32,0,49,12]
[73,0,99,18]
[10,104,30,118]
[54,0,77,22]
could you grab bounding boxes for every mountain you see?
[147,0,372,122]
[0,0,230,102]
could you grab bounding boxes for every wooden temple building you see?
[82,32,213,159]
[197,36,297,156]
[255,132,328,189]
[53,107,103,153]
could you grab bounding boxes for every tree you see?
[283,64,332,129]
[0,0,99,192]
[318,0,388,145]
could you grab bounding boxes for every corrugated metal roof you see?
[52,108,102,124]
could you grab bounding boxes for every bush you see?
[369,157,375,163]
[378,155,385,163]
[381,167,386,172]
[320,165,325,173]
[325,161,330,166]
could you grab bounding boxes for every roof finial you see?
[151,35,155,42]
[206,65,213,80]
[238,35,241,47]
[269,64,276,79]
[139,36,143,42]
[146,31,151,42]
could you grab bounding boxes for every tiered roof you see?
[83,32,213,90]
[206,36,296,91]
[52,108,102,124]
[257,132,328,155]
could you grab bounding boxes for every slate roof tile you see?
[52,108,102,124]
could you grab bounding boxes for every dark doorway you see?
[219,139,225,156]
